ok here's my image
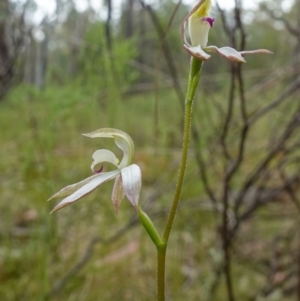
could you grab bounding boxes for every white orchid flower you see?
[49,128,142,214]
[182,0,273,62]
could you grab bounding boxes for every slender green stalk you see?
[163,57,203,243]
[157,245,167,301]
[156,57,203,301]
[139,57,203,301]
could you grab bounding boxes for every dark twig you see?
[104,0,113,50]
[235,175,300,228]
[233,109,300,234]
[278,169,300,213]
[261,4,300,38]
[139,0,185,108]
[216,2,250,300]
[219,65,236,161]
[191,127,218,205]
[248,76,300,126]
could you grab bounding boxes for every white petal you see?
[183,44,211,60]
[180,0,212,48]
[51,170,120,213]
[188,17,211,47]
[114,136,133,169]
[121,164,141,209]
[48,173,103,201]
[205,46,246,63]
[111,175,125,214]
[83,128,134,168]
[91,149,119,172]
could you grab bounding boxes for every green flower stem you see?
[157,57,203,301]
[163,57,203,243]
[157,244,167,301]
[138,57,203,301]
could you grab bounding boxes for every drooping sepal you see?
[111,175,125,213]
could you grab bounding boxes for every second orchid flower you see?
[49,128,142,214]
[182,0,273,62]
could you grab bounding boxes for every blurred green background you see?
[0,0,300,300]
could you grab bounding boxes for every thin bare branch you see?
[248,76,300,126]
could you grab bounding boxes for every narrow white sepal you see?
[205,46,246,63]
[48,173,101,201]
[240,49,273,55]
[121,164,142,209]
[51,170,120,213]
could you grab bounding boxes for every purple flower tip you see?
[203,17,215,28]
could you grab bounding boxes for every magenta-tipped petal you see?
[203,17,215,28]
